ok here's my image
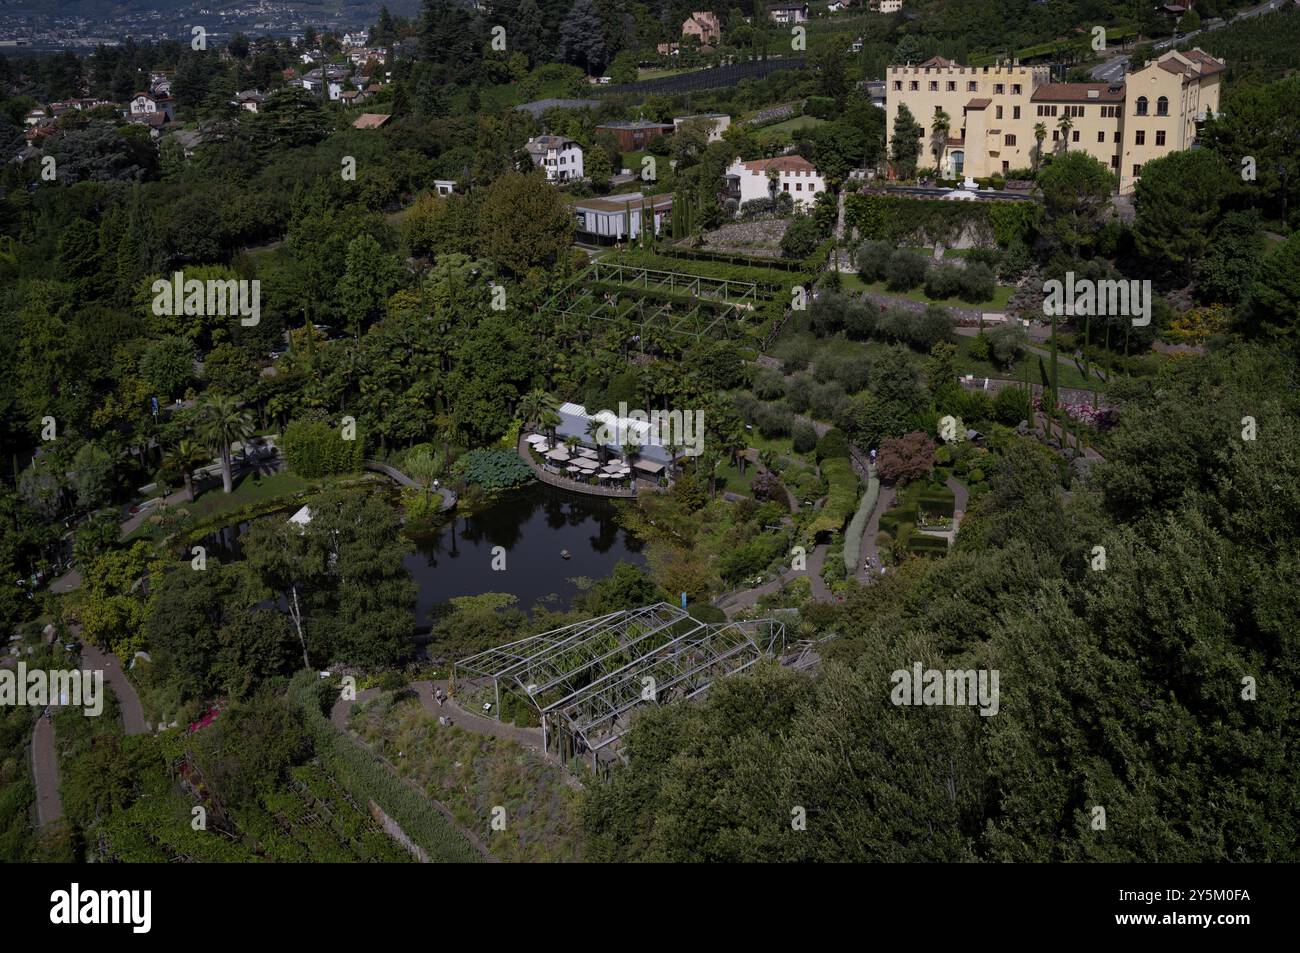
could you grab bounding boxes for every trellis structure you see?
[452,603,786,770]
[539,263,759,341]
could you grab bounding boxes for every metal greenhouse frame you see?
[452,603,786,769]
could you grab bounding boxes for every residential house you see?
[769,4,809,23]
[233,90,265,113]
[129,92,174,122]
[682,11,722,46]
[573,192,673,243]
[524,135,585,182]
[725,154,825,208]
[595,119,676,151]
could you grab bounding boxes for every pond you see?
[405,483,645,625]
[198,484,645,626]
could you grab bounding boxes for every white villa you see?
[524,135,584,182]
[724,154,825,208]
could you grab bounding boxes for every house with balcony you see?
[725,154,825,208]
[525,135,585,182]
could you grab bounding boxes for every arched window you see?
[1136,96,1148,116]
[1156,95,1169,116]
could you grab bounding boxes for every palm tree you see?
[930,108,950,176]
[621,438,641,469]
[585,417,608,463]
[541,410,562,445]
[1056,113,1073,153]
[518,387,550,430]
[193,395,254,494]
[163,438,209,503]
[1033,122,1047,171]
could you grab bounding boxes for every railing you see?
[516,437,637,498]
[364,460,458,510]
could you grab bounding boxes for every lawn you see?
[953,333,1101,393]
[715,459,758,496]
[123,470,328,543]
[757,115,828,136]
[839,273,1016,311]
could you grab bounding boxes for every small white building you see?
[725,155,825,209]
[673,113,731,142]
[128,92,174,121]
[524,135,584,182]
[434,179,456,196]
[573,192,673,243]
[768,3,809,24]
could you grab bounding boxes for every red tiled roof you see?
[1031,83,1125,103]
[918,55,954,68]
[738,155,818,174]
[965,97,991,109]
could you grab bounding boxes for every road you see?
[31,712,62,828]
[1089,1,1289,81]
[81,644,148,735]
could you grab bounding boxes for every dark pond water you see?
[404,483,645,625]
[198,485,645,625]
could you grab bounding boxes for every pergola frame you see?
[452,603,786,770]
[539,263,759,341]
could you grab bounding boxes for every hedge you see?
[844,194,1040,249]
[288,674,481,863]
[809,457,859,538]
[281,419,364,477]
[843,466,880,573]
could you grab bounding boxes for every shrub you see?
[986,323,1028,367]
[810,291,851,337]
[785,373,816,413]
[968,331,992,362]
[885,250,929,291]
[781,213,823,260]
[754,401,794,437]
[957,262,997,303]
[992,386,1032,426]
[750,468,786,503]
[281,419,364,477]
[924,264,963,300]
[842,298,878,340]
[809,381,849,421]
[856,240,893,282]
[815,428,850,461]
[828,353,872,393]
[792,420,819,454]
[773,336,814,372]
[909,304,954,351]
[877,431,937,484]
[752,368,787,400]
